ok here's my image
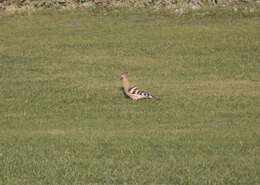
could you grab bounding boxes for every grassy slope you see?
[0,10,260,185]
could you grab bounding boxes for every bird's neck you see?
[122,79,130,92]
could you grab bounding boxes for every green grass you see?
[0,9,260,185]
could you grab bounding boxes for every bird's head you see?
[120,72,128,81]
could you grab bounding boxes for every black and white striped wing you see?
[127,86,153,100]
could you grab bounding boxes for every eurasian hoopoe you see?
[120,72,158,100]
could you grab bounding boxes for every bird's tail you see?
[150,95,160,100]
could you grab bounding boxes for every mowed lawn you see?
[0,10,260,185]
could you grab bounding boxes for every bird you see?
[120,72,159,100]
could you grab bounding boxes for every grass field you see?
[0,9,260,185]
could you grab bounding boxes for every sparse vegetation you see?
[0,8,260,185]
[0,0,260,13]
